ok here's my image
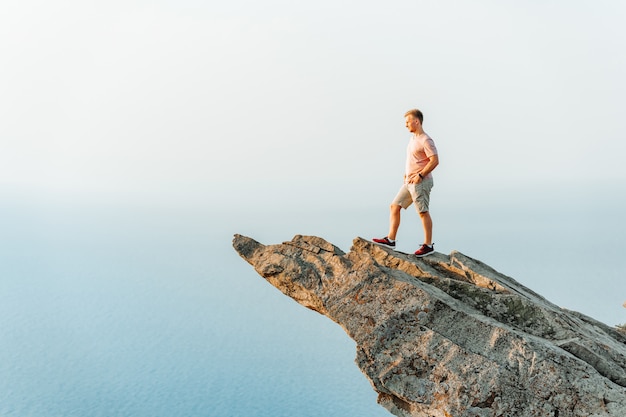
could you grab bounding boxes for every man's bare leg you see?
[387,204,402,240]
[419,211,433,245]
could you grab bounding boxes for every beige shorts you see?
[392,178,434,213]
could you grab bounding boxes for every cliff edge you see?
[232,234,626,417]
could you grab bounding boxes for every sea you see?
[1,192,624,417]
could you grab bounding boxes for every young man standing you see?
[373,109,439,257]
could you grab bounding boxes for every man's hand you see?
[407,174,422,184]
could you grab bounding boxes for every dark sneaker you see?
[372,237,396,248]
[414,243,434,257]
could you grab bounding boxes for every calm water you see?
[0,201,388,417]
[1,196,624,417]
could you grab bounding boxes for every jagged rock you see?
[232,234,626,417]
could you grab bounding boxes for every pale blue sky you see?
[2,0,625,207]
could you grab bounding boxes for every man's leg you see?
[387,204,402,240]
[374,185,410,244]
[419,211,433,245]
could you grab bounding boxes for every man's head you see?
[404,109,424,133]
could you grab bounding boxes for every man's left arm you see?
[419,154,439,179]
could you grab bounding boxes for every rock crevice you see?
[233,234,626,417]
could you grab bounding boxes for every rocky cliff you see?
[232,234,626,417]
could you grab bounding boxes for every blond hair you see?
[404,109,423,124]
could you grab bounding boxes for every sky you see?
[1,0,625,325]
[2,0,625,207]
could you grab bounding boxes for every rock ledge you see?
[233,234,626,417]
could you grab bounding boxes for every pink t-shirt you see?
[405,133,438,182]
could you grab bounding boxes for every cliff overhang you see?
[233,234,626,417]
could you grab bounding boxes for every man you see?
[373,108,439,257]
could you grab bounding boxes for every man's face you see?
[405,115,421,133]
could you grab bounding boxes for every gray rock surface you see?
[232,234,626,417]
